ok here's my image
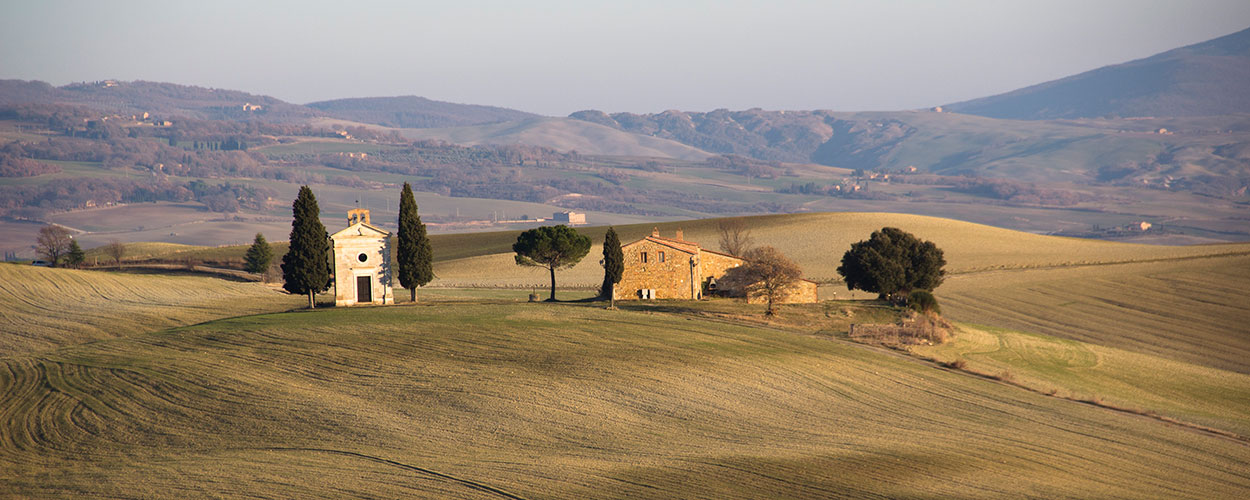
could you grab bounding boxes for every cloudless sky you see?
[2,0,1248,116]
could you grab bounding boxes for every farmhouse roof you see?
[621,236,699,255]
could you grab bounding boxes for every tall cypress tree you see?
[281,186,330,308]
[396,182,433,302]
[600,227,624,307]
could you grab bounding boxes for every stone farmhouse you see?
[614,228,818,303]
[330,209,394,306]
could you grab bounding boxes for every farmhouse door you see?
[357,276,372,303]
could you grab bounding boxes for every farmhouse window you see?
[659,251,665,263]
[641,252,648,263]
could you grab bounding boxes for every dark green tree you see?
[244,232,274,275]
[600,227,624,307]
[513,225,591,301]
[396,182,433,302]
[281,186,331,308]
[66,239,85,268]
[837,227,946,301]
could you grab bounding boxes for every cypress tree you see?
[396,182,433,302]
[66,239,85,268]
[281,186,331,308]
[244,232,274,275]
[600,227,624,307]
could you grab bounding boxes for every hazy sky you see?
[2,0,1248,116]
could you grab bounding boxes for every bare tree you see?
[717,219,754,257]
[105,240,126,265]
[35,225,73,267]
[720,246,802,316]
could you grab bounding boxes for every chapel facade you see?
[330,209,394,306]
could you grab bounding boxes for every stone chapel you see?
[330,209,394,306]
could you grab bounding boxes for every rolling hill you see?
[419,213,1250,372]
[944,26,1250,119]
[0,79,320,122]
[4,211,1250,497]
[0,263,300,356]
[123,212,1250,374]
[2,298,1248,498]
[307,95,540,128]
[379,117,714,161]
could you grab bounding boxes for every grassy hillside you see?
[58,211,1250,373]
[426,212,1250,287]
[0,264,301,356]
[909,322,1250,437]
[2,302,1248,498]
[938,253,1250,373]
[130,211,1245,282]
[421,213,1250,375]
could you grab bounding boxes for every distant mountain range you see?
[1,26,1247,195]
[0,80,539,127]
[944,27,1250,119]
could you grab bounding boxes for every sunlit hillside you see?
[0,264,300,356]
[2,303,1247,498]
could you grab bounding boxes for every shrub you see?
[942,359,967,370]
[908,290,940,314]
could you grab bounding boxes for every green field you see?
[3,301,1248,498]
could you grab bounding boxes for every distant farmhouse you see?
[615,228,817,303]
[330,209,394,306]
[551,211,586,225]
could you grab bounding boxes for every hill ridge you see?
[306,95,541,129]
[943,26,1250,119]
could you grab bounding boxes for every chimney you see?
[651,227,660,237]
[675,229,684,241]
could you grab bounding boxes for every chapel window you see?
[659,251,665,263]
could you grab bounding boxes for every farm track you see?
[1,303,1248,498]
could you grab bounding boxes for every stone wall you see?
[614,239,698,300]
[699,250,744,291]
[746,279,819,304]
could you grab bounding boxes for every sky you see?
[2,0,1249,116]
